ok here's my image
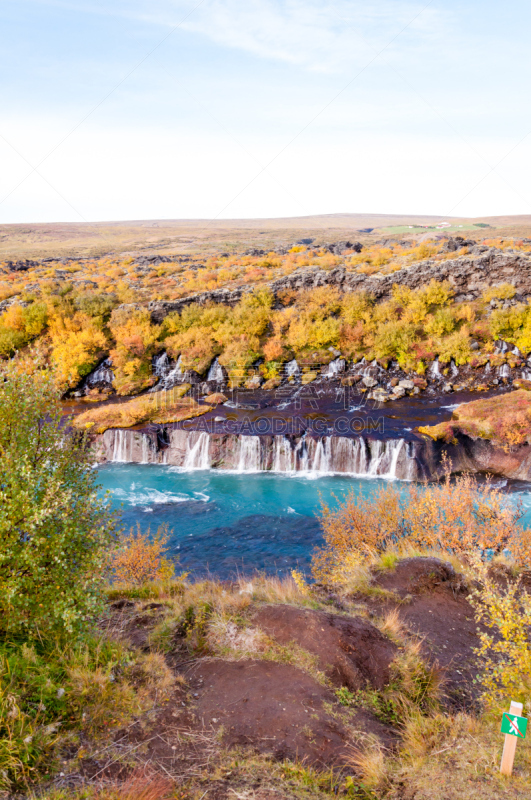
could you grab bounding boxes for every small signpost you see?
[500,701,527,776]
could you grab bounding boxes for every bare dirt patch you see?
[253,604,396,690]
[183,658,393,767]
[372,557,479,709]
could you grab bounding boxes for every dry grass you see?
[419,389,531,448]
[72,387,211,433]
[346,739,387,790]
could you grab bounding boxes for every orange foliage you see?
[49,311,108,389]
[419,390,531,449]
[312,467,529,583]
[109,307,160,395]
[112,526,176,585]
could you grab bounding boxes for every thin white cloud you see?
[28,0,454,73]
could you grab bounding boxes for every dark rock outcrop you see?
[148,248,531,323]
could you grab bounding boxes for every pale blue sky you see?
[1,0,530,222]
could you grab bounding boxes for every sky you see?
[1,0,531,223]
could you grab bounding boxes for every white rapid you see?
[207,357,226,383]
[183,432,211,469]
[236,436,262,472]
[85,358,114,387]
[100,429,417,480]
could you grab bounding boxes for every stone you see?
[391,386,406,398]
[362,376,378,388]
[398,379,415,390]
[245,375,263,390]
[443,383,453,392]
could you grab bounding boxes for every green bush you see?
[0,635,143,791]
[0,362,118,639]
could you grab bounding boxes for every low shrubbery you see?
[72,386,211,433]
[5,245,531,394]
[0,361,118,639]
[312,468,530,586]
[418,389,531,448]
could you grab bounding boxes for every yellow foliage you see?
[72,386,210,433]
[49,312,107,389]
[482,283,517,303]
[312,468,527,585]
[470,558,531,715]
[112,526,175,585]
[109,307,160,395]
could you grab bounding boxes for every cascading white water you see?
[183,432,211,469]
[237,436,262,471]
[153,352,170,377]
[324,358,345,378]
[103,429,416,480]
[86,359,114,386]
[207,357,225,383]
[285,359,300,378]
[111,429,130,462]
[429,359,441,378]
[309,438,330,473]
[272,436,294,472]
[497,363,511,379]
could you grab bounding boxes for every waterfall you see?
[153,352,170,377]
[86,358,114,387]
[324,358,345,378]
[429,359,441,378]
[111,429,131,463]
[285,359,300,378]
[497,363,511,379]
[102,428,417,480]
[272,436,294,472]
[207,357,225,383]
[183,432,211,470]
[150,354,185,392]
[309,438,330,473]
[366,439,405,479]
[237,436,262,471]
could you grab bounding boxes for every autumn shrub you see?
[489,304,527,342]
[0,302,48,358]
[0,362,118,640]
[74,290,118,321]
[49,311,108,389]
[112,526,176,585]
[109,306,160,395]
[469,558,531,717]
[165,326,220,374]
[312,469,528,586]
[482,283,517,303]
[436,328,472,365]
[73,385,209,433]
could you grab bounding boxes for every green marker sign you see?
[501,712,528,739]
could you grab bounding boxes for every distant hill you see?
[1,213,530,260]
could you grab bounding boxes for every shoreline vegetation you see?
[3,224,531,798]
[2,365,531,799]
[0,236,530,404]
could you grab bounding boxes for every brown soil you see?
[371,557,479,709]
[186,659,354,766]
[253,604,396,690]
[75,557,490,797]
